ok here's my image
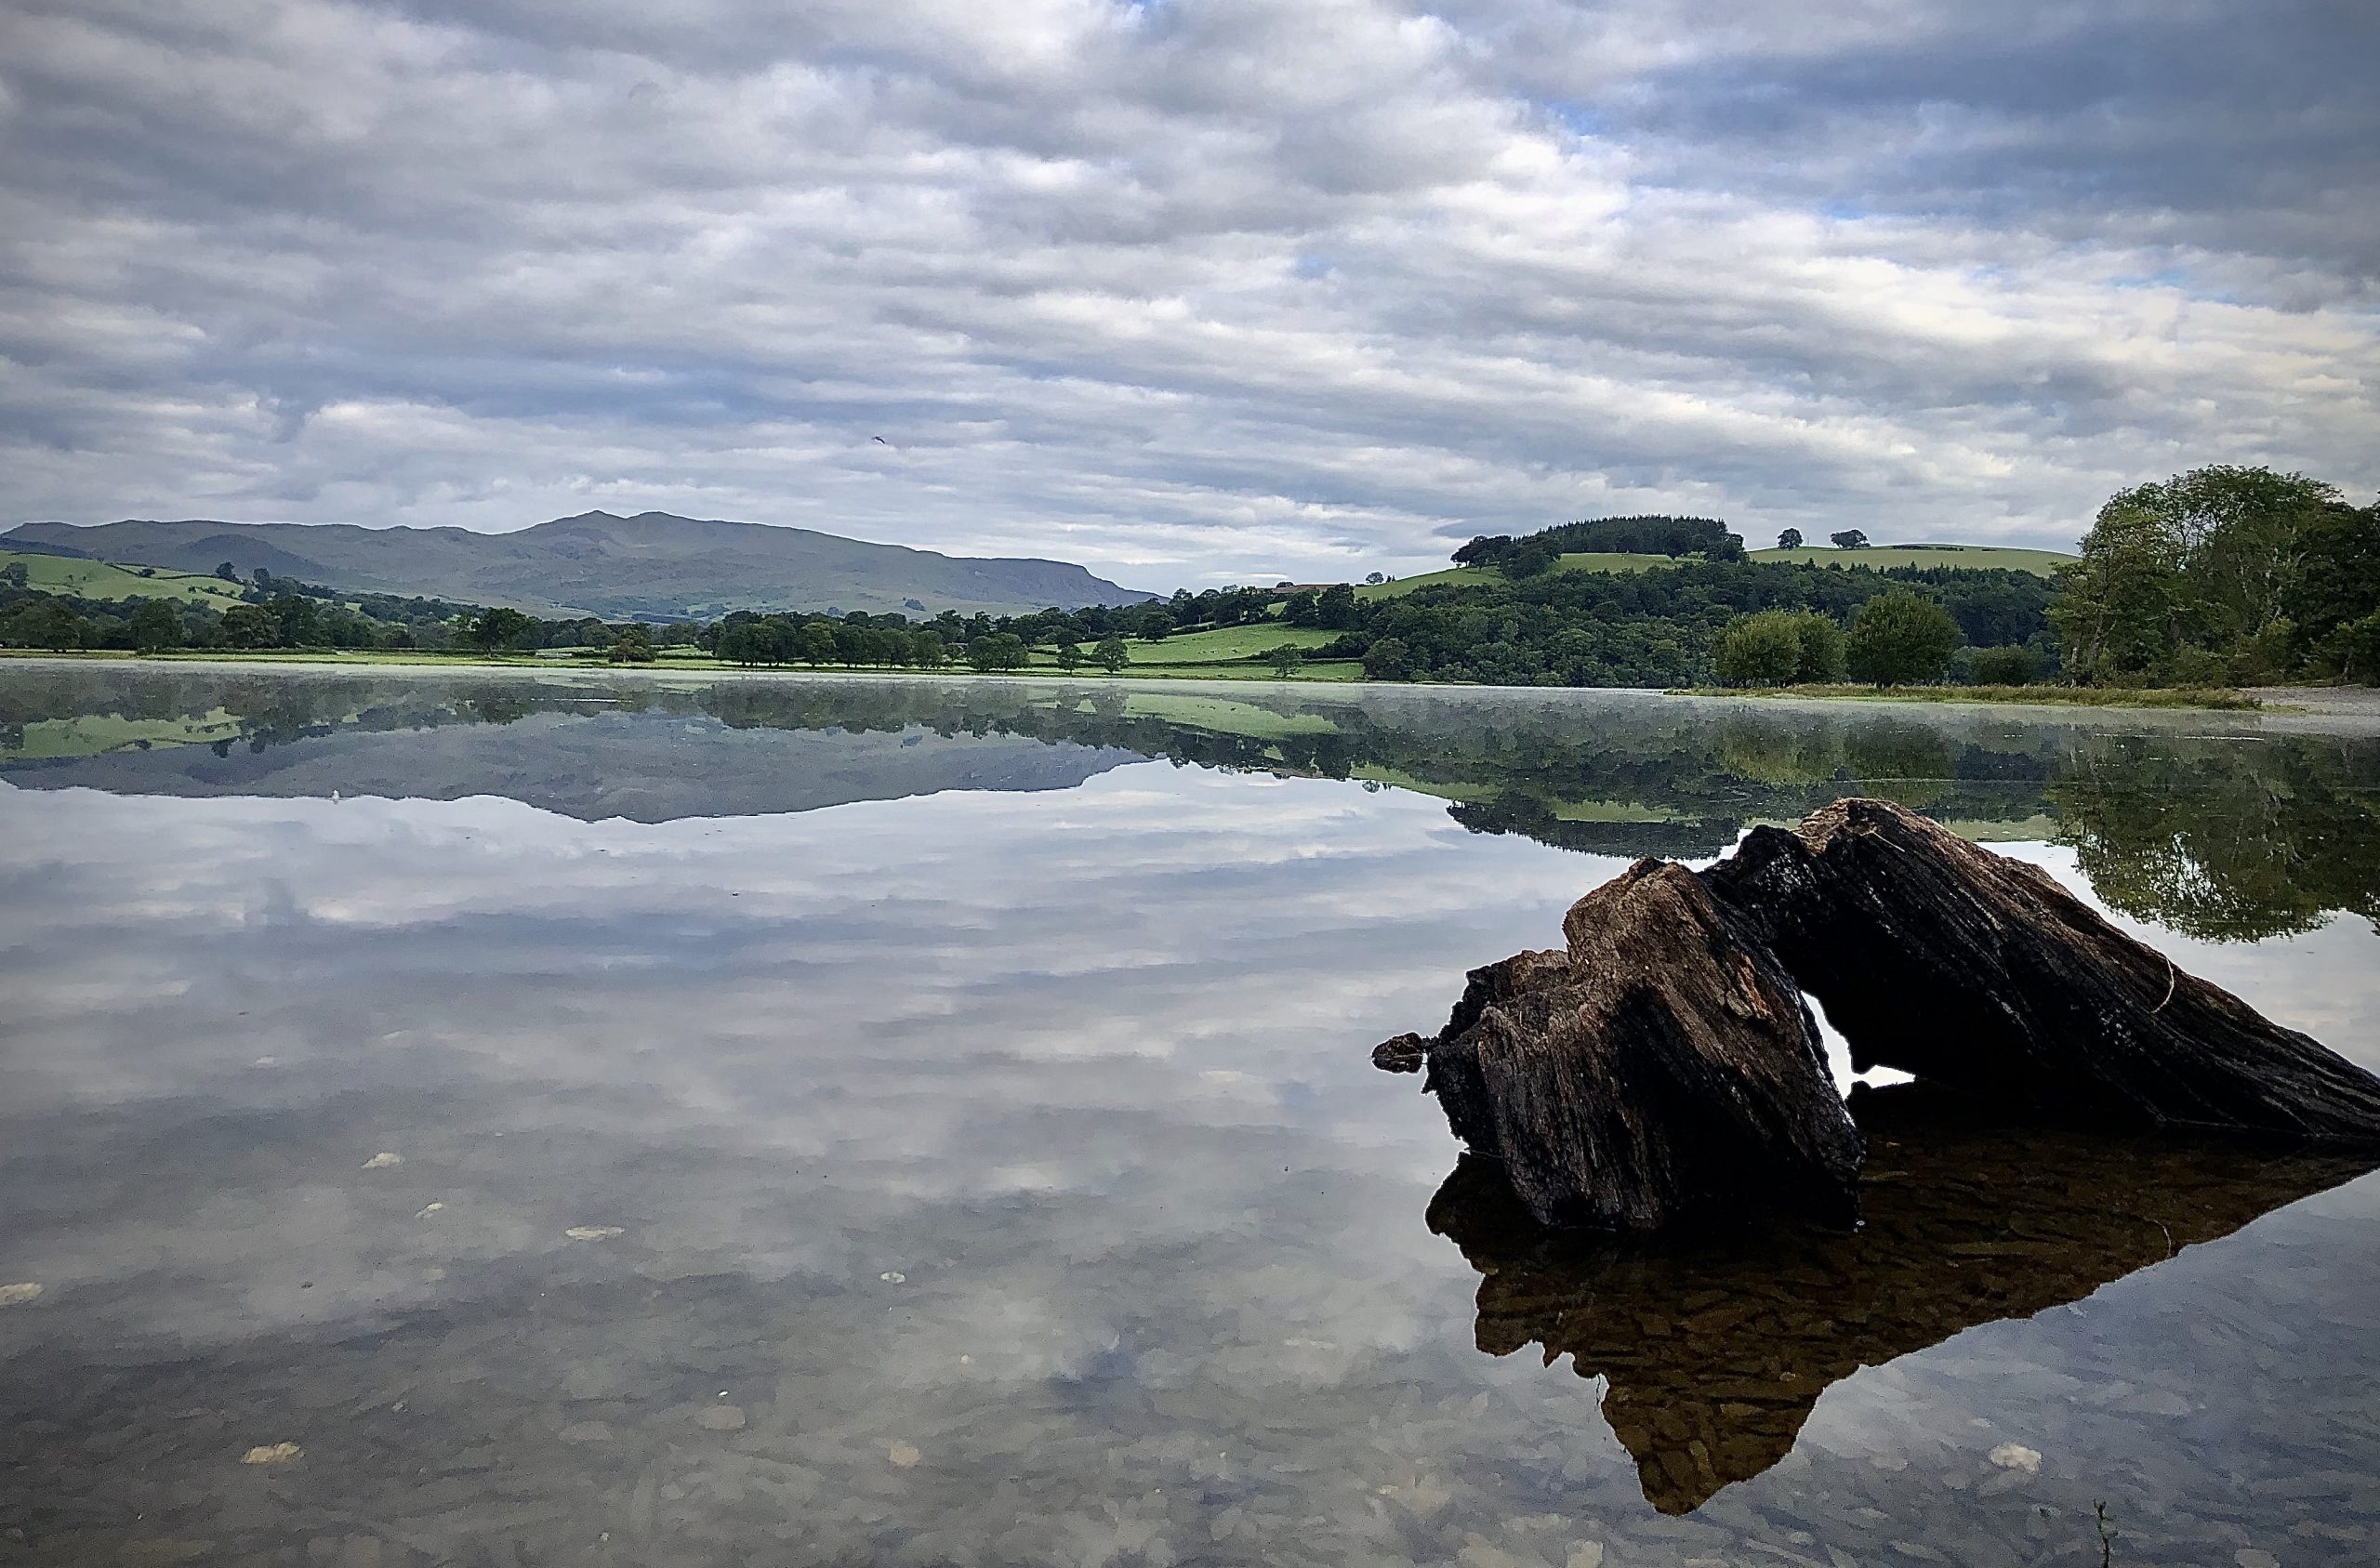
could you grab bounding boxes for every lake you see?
[3,664,2377,1566]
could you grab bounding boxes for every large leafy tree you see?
[1712,610,1845,685]
[2052,465,2350,683]
[1712,613,1802,685]
[2047,495,2184,682]
[128,600,181,653]
[467,606,533,653]
[1845,590,1958,685]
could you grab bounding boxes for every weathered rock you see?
[1379,860,1864,1232]
[1701,798,2380,1143]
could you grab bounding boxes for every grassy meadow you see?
[2,549,254,607]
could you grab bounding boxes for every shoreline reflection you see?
[3,665,2375,939]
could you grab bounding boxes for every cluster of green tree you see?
[1707,591,2032,688]
[0,559,517,654]
[1341,560,2054,687]
[699,608,1139,675]
[239,568,483,633]
[0,577,425,654]
[1452,515,1746,574]
[2049,466,2380,685]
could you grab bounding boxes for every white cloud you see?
[1,0,2373,585]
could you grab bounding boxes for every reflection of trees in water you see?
[1429,1085,2378,1516]
[2050,735,2380,942]
[7,666,2375,939]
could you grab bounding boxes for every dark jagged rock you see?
[1431,1085,2380,1515]
[1380,860,1863,1232]
[1702,797,2380,1144]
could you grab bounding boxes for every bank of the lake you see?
[1671,681,2264,711]
[0,644,1370,684]
[2,648,2356,722]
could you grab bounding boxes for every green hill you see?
[1357,553,1678,600]
[1750,544,2075,575]
[1,548,253,607]
[7,512,1157,620]
[1360,542,2075,599]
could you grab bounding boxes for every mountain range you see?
[3,511,1154,619]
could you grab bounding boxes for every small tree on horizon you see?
[1831,529,1870,549]
[1778,528,1804,549]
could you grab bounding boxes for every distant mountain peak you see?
[7,513,1154,619]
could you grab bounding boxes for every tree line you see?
[1698,466,2378,689]
[6,466,2369,688]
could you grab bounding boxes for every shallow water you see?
[3,665,2378,1566]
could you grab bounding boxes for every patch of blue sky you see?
[1529,99,1606,138]
[2107,267,2192,291]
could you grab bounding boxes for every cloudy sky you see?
[3,0,2374,586]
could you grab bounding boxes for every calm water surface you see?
[3,665,2378,1566]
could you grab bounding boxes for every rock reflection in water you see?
[1427,1085,2380,1515]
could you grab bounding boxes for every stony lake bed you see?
[2,664,2378,1566]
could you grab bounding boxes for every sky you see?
[2,0,2375,587]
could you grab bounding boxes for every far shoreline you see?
[5,650,2376,730]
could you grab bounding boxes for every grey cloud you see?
[0,0,2373,583]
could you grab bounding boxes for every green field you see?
[1,548,254,606]
[1077,623,1342,665]
[1357,542,2076,599]
[1748,545,2076,575]
[1355,553,1678,600]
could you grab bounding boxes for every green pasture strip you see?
[3,549,254,606]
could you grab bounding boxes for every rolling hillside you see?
[1749,544,2075,573]
[7,512,1155,620]
[1359,542,2075,599]
[0,549,254,607]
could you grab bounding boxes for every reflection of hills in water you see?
[1428,1086,2380,1516]
[3,711,1138,824]
[2,666,2375,932]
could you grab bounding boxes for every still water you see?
[3,665,2378,1566]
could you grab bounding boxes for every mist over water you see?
[4,666,2378,1565]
